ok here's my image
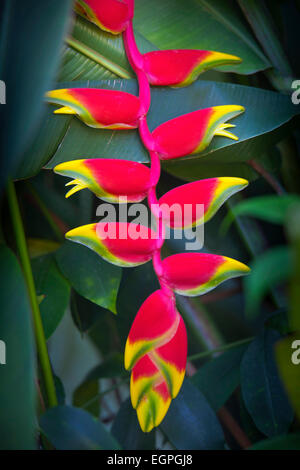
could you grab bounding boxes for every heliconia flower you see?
[75,0,133,34]
[125,290,187,432]
[152,105,245,160]
[46,88,141,129]
[65,222,158,267]
[54,159,151,202]
[159,177,248,229]
[161,253,250,296]
[143,50,242,87]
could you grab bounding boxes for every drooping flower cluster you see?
[47,0,250,432]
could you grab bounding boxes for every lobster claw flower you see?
[54,159,151,202]
[75,0,133,34]
[143,50,242,87]
[152,105,245,159]
[65,222,158,267]
[125,290,187,432]
[159,177,248,229]
[46,88,141,129]
[161,253,250,296]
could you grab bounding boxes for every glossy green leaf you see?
[276,334,300,421]
[112,398,155,450]
[249,434,300,450]
[161,379,225,450]
[73,380,100,417]
[0,246,36,450]
[241,329,294,437]
[191,343,248,411]
[58,15,156,82]
[0,0,72,189]
[244,246,292,318]
[16,79,298,182]
[56,241,122,314]
[32,254,70,339]
[40,406,120,450]
[134,0,270,75]
[223,195,300,231]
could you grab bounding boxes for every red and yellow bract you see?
[143,50,241,87]
[54,159,151,202]
[46,88,141,129]
[75,0,133,34]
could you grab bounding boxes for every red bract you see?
[125,290,187,432]
[159,177,248,228]
[75,0,133,34]
[46,88,141,129]
[161,253,250,296]
[152,105,244,159]
[143,50,242,87]
[54,159,151,202]
[65,222,158,267]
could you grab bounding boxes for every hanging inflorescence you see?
[47,0,250,432]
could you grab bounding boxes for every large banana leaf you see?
[134,0,270,75]
[16,79,299,182]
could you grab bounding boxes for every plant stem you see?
[7,180,57,408]
[248,159,285,195]
[188,336,254,362]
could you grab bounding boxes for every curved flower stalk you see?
[49,0,250,431]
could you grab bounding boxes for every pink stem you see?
[123,18,171,294]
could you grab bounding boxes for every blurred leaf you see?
[134,0,270,75]
[40,405,120,450]
[112,398,155,450]
[0,0,72,189]
[191,343,249,411]
[28,238,60,259]
[56,241,122,314]
[73,380,99,417]
[161,379,225,450]
[241,329,294,437]
[223,195,300,231]
[276,334,300,421]
[71,291,108,333]
[249,434,300,450]
[286,203,300,331]
[54,375,66,405]
[17,80,299,181]
[244,246,292,318]
[32,254,70,339]
[86,353,127,381]
[0,245,36,449]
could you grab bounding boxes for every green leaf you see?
[56,241,122,314]
[58,15,156,82]
[276,334,300,421]
[223,195,300,230]
[86,353,127,381]
[161,379,225,450]
[71,291,108,333]
[17,79,298,182]
[249,434,300,450]
[0,246,36,449]
[112,398,155,450]
[191,343,248,411]
[73,380,100,417]
[28,238,60,259]
[244,246,292,318]
[241,329,294,438]
[0,0,72,189]
[32,254,70,339]
[134,0,270,75]
[40,405,121,450]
